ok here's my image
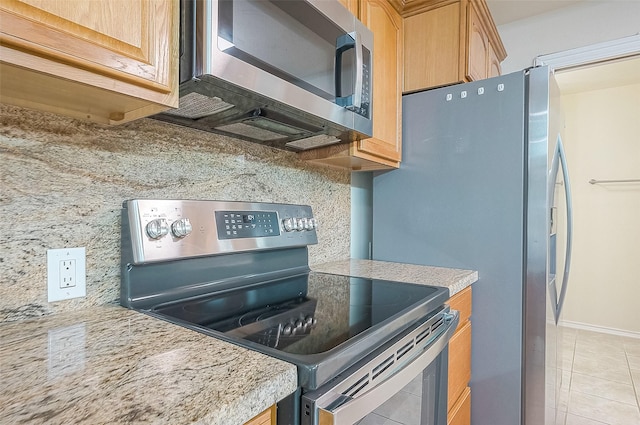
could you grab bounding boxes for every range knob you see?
[171,218,192,238]
[282,217,295,232]
[305,218,317,230]
[283,217,317,232]
[146,219,169,239]
[282,324,293,336]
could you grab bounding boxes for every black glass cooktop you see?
[153,272,446,356]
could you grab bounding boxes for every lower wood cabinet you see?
[447,286,472,425]
[448,386,471,425]
[244,405,276,425]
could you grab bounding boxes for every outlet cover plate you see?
[47,247,86,302]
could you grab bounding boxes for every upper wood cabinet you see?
[401,0,506,93]
[0,0,179,125]
[298,0,403,171]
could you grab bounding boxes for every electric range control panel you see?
[123,199,318,264]
[215,211,280,239]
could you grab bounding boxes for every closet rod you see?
[588,178,640,185]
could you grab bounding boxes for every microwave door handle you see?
[334,31,363,111]
[351,31,363,110]
[317,311,459,425]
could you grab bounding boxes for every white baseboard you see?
[560,320,640,339]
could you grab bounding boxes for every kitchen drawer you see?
[448,286,472,332]
[448,320,471,412]
[244,405,275,425]
[447,386,471,425]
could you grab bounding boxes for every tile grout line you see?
[624,345,640,414]
[563,329,577,425]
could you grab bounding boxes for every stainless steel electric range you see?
[120,200,458,425]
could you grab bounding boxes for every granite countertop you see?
[311,259,478,296]
[0,305,297,425]
[1,260,474,425]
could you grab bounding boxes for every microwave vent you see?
[214,122,289,141]
[286,135,340,150]
[165,92,235,119]
[215,114,314,142]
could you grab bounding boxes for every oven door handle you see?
[317,310,459,425]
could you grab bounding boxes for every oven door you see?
[301,309,458,425]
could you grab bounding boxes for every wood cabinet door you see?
[1,0,175,92]
[337,0,359,14]
[403,2,462,93]
[0,0,178,123]
[447,386,471,425]
[448,320,471,413]
[357,0,403,165]
[466,1,489,82]
[447,287,472,424]
[244,406,275,425]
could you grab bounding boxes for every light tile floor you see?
[558,327,640,425]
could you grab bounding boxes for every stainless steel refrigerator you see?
[372,66,573,425]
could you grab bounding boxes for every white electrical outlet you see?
[60,259,76,288]
[47,247,86,302]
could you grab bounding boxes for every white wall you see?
[560,83,640,334]
[497,1,640,73]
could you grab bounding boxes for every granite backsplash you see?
[0,104,351,322]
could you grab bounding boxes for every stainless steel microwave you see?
[154,0,374,151]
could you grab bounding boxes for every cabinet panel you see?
[337,0,358,14]
[448,320,471,413]
[488,42,502,78]
[447,286,472,424]
[466,2,489,82]
[357,0,403,163]
[0,0,178,124]
[244,405,275,425]
[403,3,461,92]
[448,286,472,333]
[447,386,471,425]
[18,0,142,48]
[1,0,173,90]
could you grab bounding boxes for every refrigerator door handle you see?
[556,135,573,318]
[551,134,574,321]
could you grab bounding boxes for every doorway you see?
[553,55,640,336]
